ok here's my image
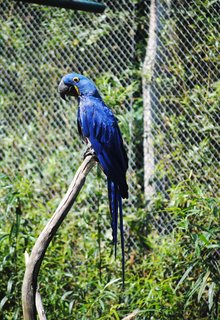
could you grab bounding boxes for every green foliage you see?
[167,182,220,319]
[151,0,220,194]
[0,0,219,319]
[1,172,220,319]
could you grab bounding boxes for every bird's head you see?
[58,72,100,100]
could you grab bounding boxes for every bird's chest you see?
[77,106,85,139]
[78,100,117,145]
[77,103,94,139]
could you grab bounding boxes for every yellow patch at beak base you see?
[74,85,80,96]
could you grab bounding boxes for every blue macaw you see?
[58,72,128,285]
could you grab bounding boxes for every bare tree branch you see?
[22,154,97,320]
[24,252,47,319]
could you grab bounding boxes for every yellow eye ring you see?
[73,77,80,83]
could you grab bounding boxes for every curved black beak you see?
[58,79,69,100]
[58,79,79,100]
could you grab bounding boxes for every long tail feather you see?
[119,195,125,288]
[107,180,118,257]
[107,179,125,287]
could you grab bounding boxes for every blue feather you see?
[107,180,118,255]
[119,194,125,288]
[107,180,125,287]
[59,72,128,286]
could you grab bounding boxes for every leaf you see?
[207,244,220,249]
[69,300,74,314]
[7,279,13,294]
[208,282,216,310]
[198,271,210,302]
[111,309,120,320]
[175,264,195,291]
[104,278,120,289]
[0,234,9,242]
[0,296,8,311]
[207,0,219,7]
[61,291,73,300]
[99,299,105,311]
[188,275,203,301]
[198,233,210,245]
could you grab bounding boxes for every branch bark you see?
[122,309,139,320]
[35,288,47,320]
[22,154,97,320]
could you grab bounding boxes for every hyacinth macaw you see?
[58,72,128,285]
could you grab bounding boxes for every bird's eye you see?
[73,77,80,83]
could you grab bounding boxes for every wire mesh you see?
[0,0,219,232]
[0,0,138,216]
[141,0,220,232]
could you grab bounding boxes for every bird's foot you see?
[83,146,97,160]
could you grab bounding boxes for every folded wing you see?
[78,98,128,198]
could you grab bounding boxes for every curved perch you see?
[22,154,97,320]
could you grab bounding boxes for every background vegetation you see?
[0,0,219,319]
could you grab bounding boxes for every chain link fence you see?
[1,0,219,231]
[142,0,219,232]
[0,0,138,214]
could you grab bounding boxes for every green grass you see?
[1,173,220,319]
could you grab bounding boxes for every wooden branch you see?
[122,309,139,320]
[24,252,47,319]
[36,288,47,320]
[22,154,97,320]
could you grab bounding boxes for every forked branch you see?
[22,154,97,320]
